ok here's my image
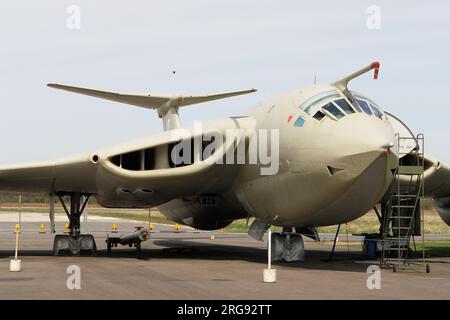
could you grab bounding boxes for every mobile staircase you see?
[380,134,429,272]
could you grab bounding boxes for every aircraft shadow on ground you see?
[0,238,381,273]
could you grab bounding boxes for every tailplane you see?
[47,83,257,130]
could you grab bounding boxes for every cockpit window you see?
[300,90,341,115]
[294,116,305,127]
[356,99,373,115]
[313,110,326,121]
[322,102,345,119]
[304,90,384,122]
[370,104,383,119]
[334,99,355,114]
[352,91,384,119]
[352,100,362,112]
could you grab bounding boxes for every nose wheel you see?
[270,228,305,262]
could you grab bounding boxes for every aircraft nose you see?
[306,117,398,226]
[325,117,398,177]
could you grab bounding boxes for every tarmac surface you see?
[0,211,449,299]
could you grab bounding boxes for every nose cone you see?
[326,116,398,177]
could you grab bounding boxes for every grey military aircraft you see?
[1,62,450,258]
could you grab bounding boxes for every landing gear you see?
[53,192,97,256]
[53,234,96,256]
[271,228,305,262]
[325,224,341,262]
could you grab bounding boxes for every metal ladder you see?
[381,134,429,272]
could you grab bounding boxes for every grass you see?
[414,241,450,257]
[1,206,450,235]
[0,206,282,232]
[317,209,450,235]
[0,207,173,226]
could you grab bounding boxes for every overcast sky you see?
[0,1,449,164]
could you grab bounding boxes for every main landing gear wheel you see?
[53,192,97,256]
[53,234,97,256]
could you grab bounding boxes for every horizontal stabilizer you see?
[47,83,257,116]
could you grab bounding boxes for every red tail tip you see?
[371,61,380,80]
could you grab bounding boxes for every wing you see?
[0,155,98,194]
[411,155,450,225]
[420,156,450,198]
[0,117,256,207]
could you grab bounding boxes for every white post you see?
[263,227,276,283]
[10,195,22,271]
[14,229,19,260]
[268,228,272,270]
[10,231,22,271]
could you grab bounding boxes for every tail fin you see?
[47,83,257,130]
